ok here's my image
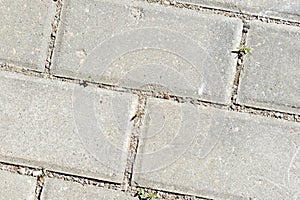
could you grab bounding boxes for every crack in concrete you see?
[44,0,63,76]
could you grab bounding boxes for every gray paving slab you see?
[0,170,36,200]
[0,0,55,70]
[237,21,300,115]
[41,178,135,200]
[180,0,300,22]
[52,0,242,104]
[0,70,138,183]
[133,97,300,199]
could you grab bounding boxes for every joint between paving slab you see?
[131,185,212,200]
[122,95,147,191]
[0,63,299,123]
[51,72,300,123]
[44,170,206,200]
[137,0,300,27]
[50,73,228,112]
[232,104,300,122]
[0,161,125,199]
[46,170,123,189]
[34,175,45,200]
[0,62,47,79]
[46,169,208,199]
[44,0,63,76]
[0,161,44,177]
[229,20,250,107]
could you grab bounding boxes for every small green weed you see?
[136,189,159,200]
[238,46,252,55]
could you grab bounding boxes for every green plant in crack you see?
[136,189,159,200]
[237,46,252,55]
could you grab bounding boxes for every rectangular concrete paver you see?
[41,178,135,200]
[181,0,300,22]
[0,170,36,200]
[0,0,55,70]
[133,97,300,199]
[0,70,138,183]
[53,0,242,104]
[237,21,300,115]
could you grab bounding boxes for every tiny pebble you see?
[163,0,170,5]
[33,170,43,176]
[18,168,26,175]
[163,93,170,100]
[131,186,136,190]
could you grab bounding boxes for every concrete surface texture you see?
[0,0,55,70]
[0,0,299,199]
[0,170,36,200]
